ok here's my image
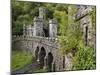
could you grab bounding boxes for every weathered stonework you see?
[75,5,96,47]
[49,19,58,38]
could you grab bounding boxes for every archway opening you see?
[63,56,65,69]
[85,26,88,46]
[47,52,53,72]
[35,46,39,60]
[43,28,49,37]
[39,47,46,68]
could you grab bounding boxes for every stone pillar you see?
[23,24,26,36]
[36,46,40,62]
[31,25,34,37]
[49,19,58,38]
[28,25,31,37]
[33,17,36,36]
[52,62,56,72]
[26,25,28,37]
[43,56,47,70]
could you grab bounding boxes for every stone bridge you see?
[12,36,64,72]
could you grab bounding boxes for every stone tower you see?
[49,19,58,38]
[32,7,46,37]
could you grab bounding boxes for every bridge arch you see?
[47,52,53,72]
[39,47,46,68]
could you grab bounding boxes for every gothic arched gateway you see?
[47,52,53,72]
[39,47,46,68]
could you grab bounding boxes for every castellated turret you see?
[49,19,58,38]
[33,17,44,36]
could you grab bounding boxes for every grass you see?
[32,68,48,73]
[11,50,33,71]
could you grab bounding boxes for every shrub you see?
[72,42,96,70]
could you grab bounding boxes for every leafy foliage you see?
[58,5,82,54]
[72,41,96,70]
[12,0,42,35]
[12,0,68,35]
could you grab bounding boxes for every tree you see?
[12,0,41,35]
